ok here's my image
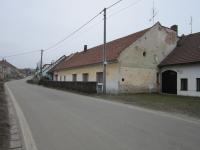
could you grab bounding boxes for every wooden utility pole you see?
[40,50,44,79]
[103,8,107,94]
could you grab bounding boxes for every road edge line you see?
[5,83,38,150]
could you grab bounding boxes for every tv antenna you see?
[189,16,193,34]
[149,0,158,25]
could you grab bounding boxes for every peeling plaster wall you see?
[118,23,178,93]
[54,63,119,93]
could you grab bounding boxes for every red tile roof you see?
[159,32,200,67]
[54,29,148,71]
[0,60,18,69]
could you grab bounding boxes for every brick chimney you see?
[170,25,178,35]
[84,45,87,52]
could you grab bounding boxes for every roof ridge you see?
[78,28,150,53]
[159,31,200,67]
[185,32,200,37]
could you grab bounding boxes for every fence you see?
[38,80,97,93]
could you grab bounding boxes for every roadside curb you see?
[5,83,38,150]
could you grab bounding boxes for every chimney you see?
[170,25,178,35]
[84,45,87,52]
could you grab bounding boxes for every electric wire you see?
[1,0,143,59]
[108,0,143,18]
[1,49,40,59]
[66,0,143,40]
[106,0,123,10]
[44,0,124,52]
[44,10,104,51]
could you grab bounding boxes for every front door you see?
[162,70,177,94]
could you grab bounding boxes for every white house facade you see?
[159,32,200,97]
[160,64,200,97]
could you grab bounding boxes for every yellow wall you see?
[119,67,157,93]
[118,23,178,93]
[54,23,178,94]
[54,63,119,93]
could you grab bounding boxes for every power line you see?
[44,0,124,52]
[108,0,143,18]
[45,10,104,51]
[0,49,40,59]
[62,0,143,42]
[1,9,105,58]
[1,0,126,59]
[106,0,123,10]
[84,0,143,34]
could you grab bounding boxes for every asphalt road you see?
[7,79,200,150]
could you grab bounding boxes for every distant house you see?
[51,22,178,94]
[19,68,35,77]
[34,55,66,80]
[0,59,24,80]
[45,55,66,80]
[159,32,200,97]
[41,64,51,79]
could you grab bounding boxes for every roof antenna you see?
[149,0,158,25]
[189,16,193,34]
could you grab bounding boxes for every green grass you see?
[94,93,200,119]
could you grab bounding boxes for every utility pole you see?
[40,49,44,79]
[103,8,107,94]
[190,16,193,34]
[2,58,5,80]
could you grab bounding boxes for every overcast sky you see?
[0,0,199,68]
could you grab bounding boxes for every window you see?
[197,78,200,92]
[143,51,146,57]
[96,72,103,83]
[54,75,58,81]
[64,76,66,81]
[72,74,77,82]
[82,73,89,82]
[181,78,188,91]
[60,76,62,81]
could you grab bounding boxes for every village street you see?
[7,79,200,150]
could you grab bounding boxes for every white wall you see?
[161,63,200,97]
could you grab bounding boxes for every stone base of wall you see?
[119,84,157,93]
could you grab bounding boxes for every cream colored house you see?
[52,22,178,94]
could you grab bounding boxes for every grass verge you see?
[94,93,200,119]
[0,82,10,150]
